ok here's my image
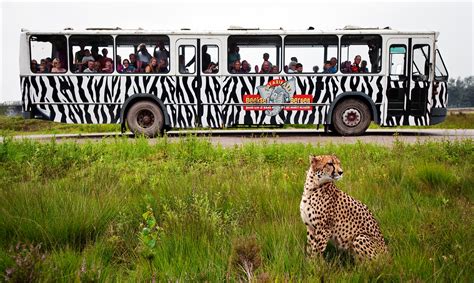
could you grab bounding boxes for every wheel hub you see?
[137,109,155,128]
[342,108,361,127]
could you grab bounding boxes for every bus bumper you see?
[429,107,447,125]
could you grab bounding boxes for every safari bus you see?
[20,26,449,136]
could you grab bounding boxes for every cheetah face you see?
[309,154,344,183]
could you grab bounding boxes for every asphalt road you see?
[3,129,473,147]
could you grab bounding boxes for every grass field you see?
[0,112,473,136]
[0,137,472,281]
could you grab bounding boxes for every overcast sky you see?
[1,0,472,102]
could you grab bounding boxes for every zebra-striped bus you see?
[20,26,449,136]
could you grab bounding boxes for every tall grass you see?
[0,137,473,281]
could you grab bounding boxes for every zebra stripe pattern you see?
[21,74,446,128]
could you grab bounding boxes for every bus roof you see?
[21,26,438,37]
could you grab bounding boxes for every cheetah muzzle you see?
[300,154,388,260]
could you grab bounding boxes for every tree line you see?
[448,76,474,107]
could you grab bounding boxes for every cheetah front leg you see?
[306,225,330,258]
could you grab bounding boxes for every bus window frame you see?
[29,34,68,74]
[68,34,115,75]
[226,35,283,76]
[434,49,449,81]
[389,44,407,77]
[115,34,171,76]
[340,34,383,75]
[283,34,339,75]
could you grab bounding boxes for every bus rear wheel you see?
[126,101,164,137]
[332,99,371,136]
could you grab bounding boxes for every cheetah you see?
[300,154,387,260]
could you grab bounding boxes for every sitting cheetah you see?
[300,155,387,260]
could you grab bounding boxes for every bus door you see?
[409,38,433,117]
[386,38,433,123]
[175,39,200,127]
[200,39,224,128]
[386,38,409,118]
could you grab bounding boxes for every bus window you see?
[69,35,114,73]
[202,45,219,73]
[341,35,382,73]
[116,35,170,74]
[284,35,338,74]
[179,45,196,74]
[435,49,448,80]
[227,35,281,74]
[389,45,406,76]
[412,44,430,81]
[29,35,67,73]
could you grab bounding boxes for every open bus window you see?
[389,45,407,76]
[435,49,448,81]
[284,35,338,74]
[227,35,281,74]
[341,35,382,74]
[29,35,67,73]
[69,35,114,73]
[179,45,196,74]
[116,35,170,74]
[202,45,219,73]
[412,44,430,81]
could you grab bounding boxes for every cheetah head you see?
[309,154,344,184]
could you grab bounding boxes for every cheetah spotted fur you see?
[300,155,387,260]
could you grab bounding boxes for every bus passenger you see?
[327,57,337,73]
[83,60,96,73]
[230,60,244,74]
[138,43,152,66]
[261,53,273,70]
[259,61,272,74]
[241,60,251,73]
[30,60,38,73]
[368,40,379,72]
[178,55,188,73]
[129,53,141,72]
[228,44,240,69]
[204,62,218,74]
[288,61,297,73]
[154,41,169,63]
[81,49,94,64]
[341,61,352,73]
[158,58,169,73]
[74,44,86,64]
[313,65,319,73]
[120,59,136,73]
[94,61,102,73]
[295,63,303,73]
[51,58,66,73]
[360,60,369,73]
[145,57,159,73]
[99,48,113,68]
[351,55,361,73]
[271,65,279,74]
[201,45,211,72]
[101,61,113,73]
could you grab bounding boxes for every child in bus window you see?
[83,60,95,73]
[241,60,251,73]
[51,58,66,73]
[121,59,136,73]
[360,60,369,73]
[351,55,361,73]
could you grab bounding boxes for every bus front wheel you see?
[126,101,164,137]
[332,99,371,136]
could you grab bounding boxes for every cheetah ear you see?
[309,155,322,168]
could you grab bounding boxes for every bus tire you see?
[332,98,371,136]
[126,101,164,137]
